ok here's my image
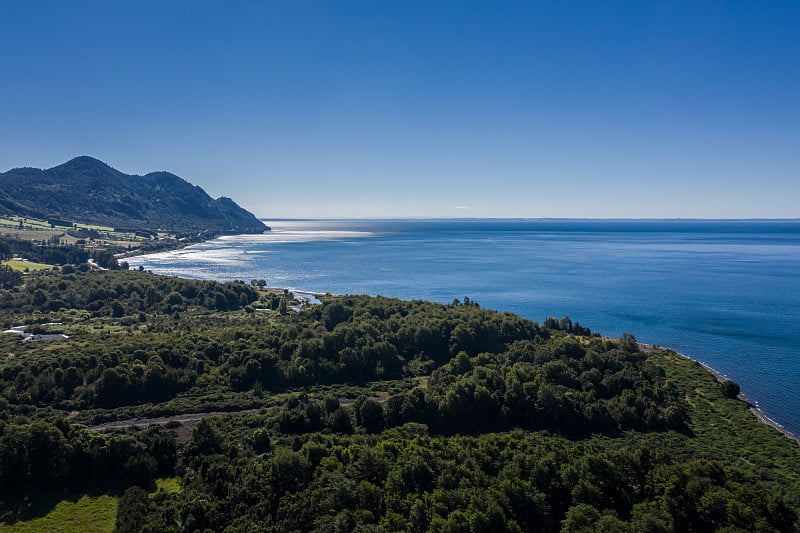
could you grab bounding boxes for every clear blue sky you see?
[1,1,798,218]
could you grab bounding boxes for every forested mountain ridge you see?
[0,156,267,235]
[0,265,799,531]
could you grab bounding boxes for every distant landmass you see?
[0,156,268,235]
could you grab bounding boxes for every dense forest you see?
[0,257,799,531]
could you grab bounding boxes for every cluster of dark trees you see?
[0,270,263,409]
[0,418,174,521]
[0,268,258,319]
[0,236,124,272]
[114,417,797,532]
[258,337,686,440]
[1,277,680,438]
[400,338,686,436]
[0,266,22,290]
[542,316,593,336]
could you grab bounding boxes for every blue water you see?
[127,219,800,435]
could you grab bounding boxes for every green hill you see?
[0,156,268,235]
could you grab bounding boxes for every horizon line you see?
[258,216,800,222]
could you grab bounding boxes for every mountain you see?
[0,156,268,235]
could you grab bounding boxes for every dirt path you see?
[85,394,390,442]
[87,408,262,442]
[87,408,261,432]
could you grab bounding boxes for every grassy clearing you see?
[0,215,164,244]
[2,259,54,271]
[0,229,64,241]
[0,494,118,533]
[74,222,114,232]
[0,217,54,230]
[154,477,182,494]
[0,477,182,533]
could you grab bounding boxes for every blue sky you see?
[1,1,798,218]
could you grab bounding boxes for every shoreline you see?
[117,227,272,260]
[640,343,800,445]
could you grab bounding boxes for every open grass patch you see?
[0,491,119,533]
[2,259,54,271]
[0,217,62,231]
[153,477,181,495]
[0,217,53,230]
[0,479,180,532]
[74,223,115,232]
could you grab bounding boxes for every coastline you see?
[123,235,331,302]
[125,234,800,446]
[117,229,268,260]
[640,343,800,445]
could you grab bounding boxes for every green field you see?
[0,494,118,533]
[0,216,115,233]
[0,478,182,533]
[0,215,160,244]
[74,222,115,232]
[0,217,56,230]
[2,259,54,271]
[154,477,182,494]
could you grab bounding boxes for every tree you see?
[0,265,22,289]
[191,419,222,455]
[355,397,385,433]
[27,420,68,486]
[115,487,152,533]
[253,428,272,453]
[95,368,129,407]
[32,289,48,307]
[721,380,740,399]
[111,301,125,317]
[140,426,177,475]
[562,503,602,531]
[323,302,350,330]
[620,333,637,349]
[166,292,183,306]
[451,351,473,374]
[146,287,162,305]
[330,408,353,434]
[544,317,560,330]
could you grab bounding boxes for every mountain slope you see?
[0,156,268,234]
